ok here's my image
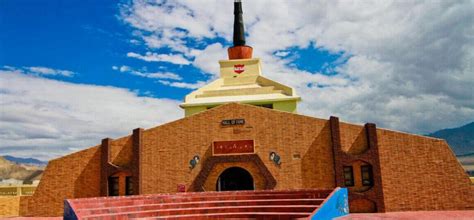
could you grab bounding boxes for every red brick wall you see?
[377,129,474,211]
[139,103,336,195]
[339,122,369,154]
[23,134,134,216]
[109,136,133,168]
[22,146,101,216]
[21,103,474,216]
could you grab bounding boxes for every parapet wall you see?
[378,129,474,211]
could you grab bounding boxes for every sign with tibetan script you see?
[221,119,245,126]
[213,140,254,155]
[234,64,245,74]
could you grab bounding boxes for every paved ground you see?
[5,211,474,219]
[4,218,61,220]
[338,210,474,220]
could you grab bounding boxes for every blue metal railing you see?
[309,187,349,220]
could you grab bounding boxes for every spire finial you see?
[228,0,253,60]
[233,0,245,46]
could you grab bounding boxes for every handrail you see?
[308,187,349,220]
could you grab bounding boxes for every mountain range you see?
[427,122,474,175]
[428,122,474,156]
[2,155,48,167]
[0,156,43,183]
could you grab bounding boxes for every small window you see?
[108,176,119,196]
[126,176,133,195]
[361,165,373,186]
[343,166,354,186]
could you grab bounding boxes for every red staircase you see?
[65,189,334,219]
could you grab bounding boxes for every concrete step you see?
[65,189,335,219]
[72,189,332,204]
[77,198,324,216]
[74,192,330,209]
[131,212,312,220]
[82,205,318,219]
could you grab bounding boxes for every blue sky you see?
[0,0,340,100]
[1,0,190,100]
[1,0,473,160]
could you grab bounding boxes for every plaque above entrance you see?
[213,140,255,156]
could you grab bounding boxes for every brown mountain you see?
[0,156,43,182]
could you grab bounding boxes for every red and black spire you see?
[233,0,245,46]
[228,0,253,60]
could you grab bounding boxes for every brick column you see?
[100,138,112,196]
[330,116,385,212]
[132,128,143,195]
[330,116,343,187]
[364,123,385,212]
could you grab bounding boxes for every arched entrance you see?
[216,167,254,191]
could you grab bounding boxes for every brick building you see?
[18,1,474,217]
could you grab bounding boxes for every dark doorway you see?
[216,167,254,191]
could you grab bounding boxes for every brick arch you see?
[191,155,276,192]
[204,162,265,191]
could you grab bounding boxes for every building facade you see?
[19,103,474,216]
[17,1,474,216]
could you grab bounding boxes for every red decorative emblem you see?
[234,64,245,74]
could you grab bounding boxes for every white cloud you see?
[127,52,191,65]
[131,71,182,80]
[274,51,290,57]
[26,66,75,77]
[158,80,207,89]
[192,43,227,77]
[120,0,474,134]
[119,65,131,72]
[3,66,76,77]
[0,69,181,160]
[113,65,183,80]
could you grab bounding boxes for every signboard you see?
[221,119,245,126]
[234,64,245,74]
[213,140,255,156]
